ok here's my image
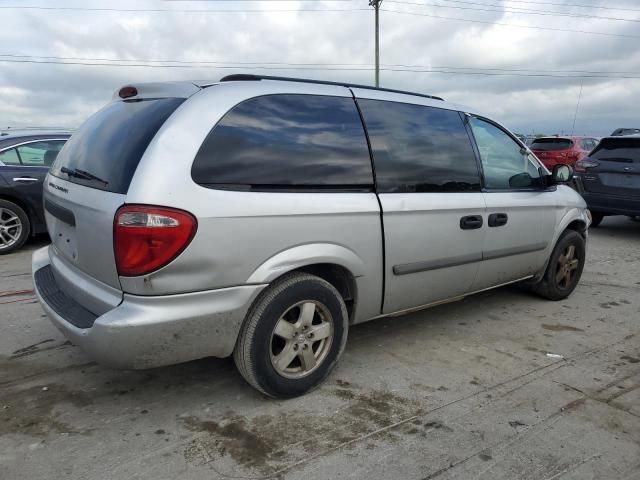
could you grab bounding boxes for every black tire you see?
[589,212,604,228]
[0,199,30,255]
[532,230,586,301]
[234,272,349,398]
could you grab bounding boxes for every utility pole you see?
[369,0,382,87]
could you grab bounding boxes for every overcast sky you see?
[0,0,638,136]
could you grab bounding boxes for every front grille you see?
[34,265,98,329]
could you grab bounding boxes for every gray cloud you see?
[0,0,638,136]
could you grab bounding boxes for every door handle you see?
[488,213,508,227]
[460,215,483,230]
[12,177,39,183]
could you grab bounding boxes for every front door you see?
[466,116,558,291]
[355,95,486,314]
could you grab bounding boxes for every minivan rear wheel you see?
[0,199,30,255]
[532,230,585,301]
[234,272,348,398]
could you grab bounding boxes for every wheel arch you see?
[0,193,31,216]
[533,208,589,281]
[246,243,363,322]
[0,193,34,232]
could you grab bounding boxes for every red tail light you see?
[574,159,599,173]
[114,205,197,277]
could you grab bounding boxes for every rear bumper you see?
[32,246,266,369]
[579,191,640,216]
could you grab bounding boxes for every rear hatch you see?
[43,85,193,312]
[580,137,640,197]
[530,138,574,165]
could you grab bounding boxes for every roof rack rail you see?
[219,74,444,102]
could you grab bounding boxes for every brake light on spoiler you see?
[114,205,197,277]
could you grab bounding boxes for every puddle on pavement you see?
[181,386,420,476]
[0,383,93,437]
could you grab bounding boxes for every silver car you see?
[32,75,589,398]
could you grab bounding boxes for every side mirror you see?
[551,164,573,184]
[509,172,533,188]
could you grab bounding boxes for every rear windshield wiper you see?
[60,167,109,185]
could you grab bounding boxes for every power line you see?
[1,54,637,76]
[485,0,640,14]
[0,5,368,13]
[0,53,375,67]
[1,57,639,78]
[386,0,640,23]
[382,7,640,38]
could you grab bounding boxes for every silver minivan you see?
[32,75,589,398]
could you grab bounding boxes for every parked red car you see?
[529,136,599,169]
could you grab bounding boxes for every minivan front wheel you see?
[532,230,585,301]
[0,200,30,255]
[234,272,348,398]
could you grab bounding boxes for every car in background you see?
[611,128,640,137]
[530,136,599,169]
[574,135,640,227]
[0,131,71,253]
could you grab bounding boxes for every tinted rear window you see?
[591,137,640,163]
[530,138,574,151]
[51,98,184,194]
[191,94,373,190]
[358,99,480,193]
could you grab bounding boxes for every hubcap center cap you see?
[297,334,306,344]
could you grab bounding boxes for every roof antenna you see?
[570,79,583,136]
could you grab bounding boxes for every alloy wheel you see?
[555,244,579,289]
[0,207,22,250]
[269,300,334,379]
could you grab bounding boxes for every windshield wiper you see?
[60,167,109,185]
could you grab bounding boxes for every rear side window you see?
[51,98,185,193]
[530,138,574,151]
[17,140,66,166]
[191,94,373,190]
[0,148,20,165]
[590,137,640,163]
[357,99,480,193]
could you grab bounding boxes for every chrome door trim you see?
[483,242,547,260]
[392,242,547,276]
[393,252,483,275]
[12,177,39,183]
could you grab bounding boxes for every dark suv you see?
[611,128,640,137]
[0,131,71,253]
[574,135,640,226]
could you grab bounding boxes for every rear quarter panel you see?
[122,81,384,323]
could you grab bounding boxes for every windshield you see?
[50,97,184,193]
